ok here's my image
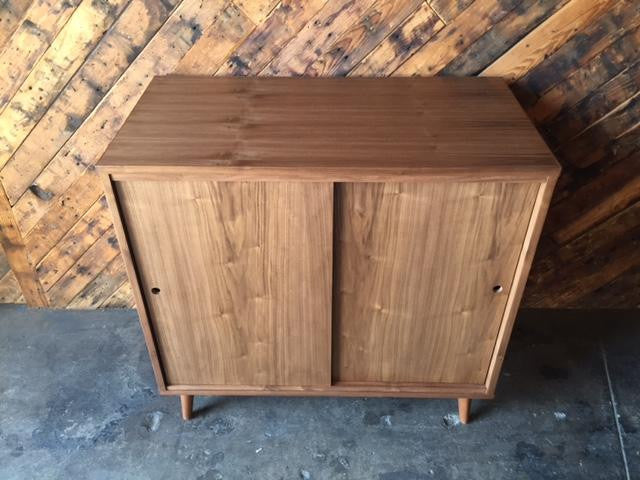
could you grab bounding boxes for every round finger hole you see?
[151,287,161,295]
[492,285,503,293]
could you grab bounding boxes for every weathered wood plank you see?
[303,0,423,77]
[481,0,618,81]
[175,2,255,74]
[526,200,640,307]
[546,155,640,244]
[46,226,120,307]
[529,25,640,123]
[234,0,279,25]
[11,0,227,234]
[100,279,134,308]
[216,0,329,76]
[0,0,130,169]
[350,2,444,77]
[23,171,103,265]
[394,0,523,76]
[0,244,10,278]
[428,0,474,23]
[0,182,46,305]
[573,123,640,171]
[550,129,640,211]
[558,94,640,168]
[0,0,81,108]
[1,0,180,204]
[530,225,640,308]
[262,0,380,76]
[544,60,640,149]
[36,196,112,291]
[0,269,24,303]
[514,1,640,98]
[574,264,640,308]
[67,254,127,308]
[441,0,570,76]
[0,0,33,51]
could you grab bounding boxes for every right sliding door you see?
[333,181,539,385]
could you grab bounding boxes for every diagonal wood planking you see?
[0,0,638,308]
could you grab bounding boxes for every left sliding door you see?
[115,180,333,387]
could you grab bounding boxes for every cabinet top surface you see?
[98,76,559,180]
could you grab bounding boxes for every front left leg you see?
[458,398,471,424]
[180,395,194,420]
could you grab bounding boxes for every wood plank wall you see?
[0,0,638,309]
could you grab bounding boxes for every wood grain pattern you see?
[529,25,640,123]
[0,0,33,54]
[441,0,571,76]
[35,196,112,290]
[0,0,129,169]
[262,0,379,76]
[526,198,640,308]
[301,0,423,77]
[101,174,165,388]
[115,180,333,386]
[46,226,120,306]
[10,0,226,234]
[0,0,179,204]
[175,2,255,75]
[100,280,134,308]
[0,0,81,107]
[0,269,24,303]
[481,0,619,81]
[394,0,522,76]
[350,2,444,77]
[484,176,556,392]
[24,171,103,266]
[234,0,278,24]
[216,0,329,76]
[333,181,539,384]
[99,76,558,179]
[67,254,128,309]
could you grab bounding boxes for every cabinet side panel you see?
[115,181,333,386]
[334,182,539,385]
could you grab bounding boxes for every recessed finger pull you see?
[151,287,161,295]
[492,285,503,293]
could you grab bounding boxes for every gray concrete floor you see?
[0,305,638,479]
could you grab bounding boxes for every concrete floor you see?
[0,305,638,479]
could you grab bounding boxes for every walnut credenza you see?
[98,76,560,423]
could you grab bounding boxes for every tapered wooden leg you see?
[458,398,471,424]
[180,395,193,420]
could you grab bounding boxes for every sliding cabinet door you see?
[333,181,539,385]
[116,181,333,387]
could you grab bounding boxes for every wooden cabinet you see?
[98,76,559,422]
